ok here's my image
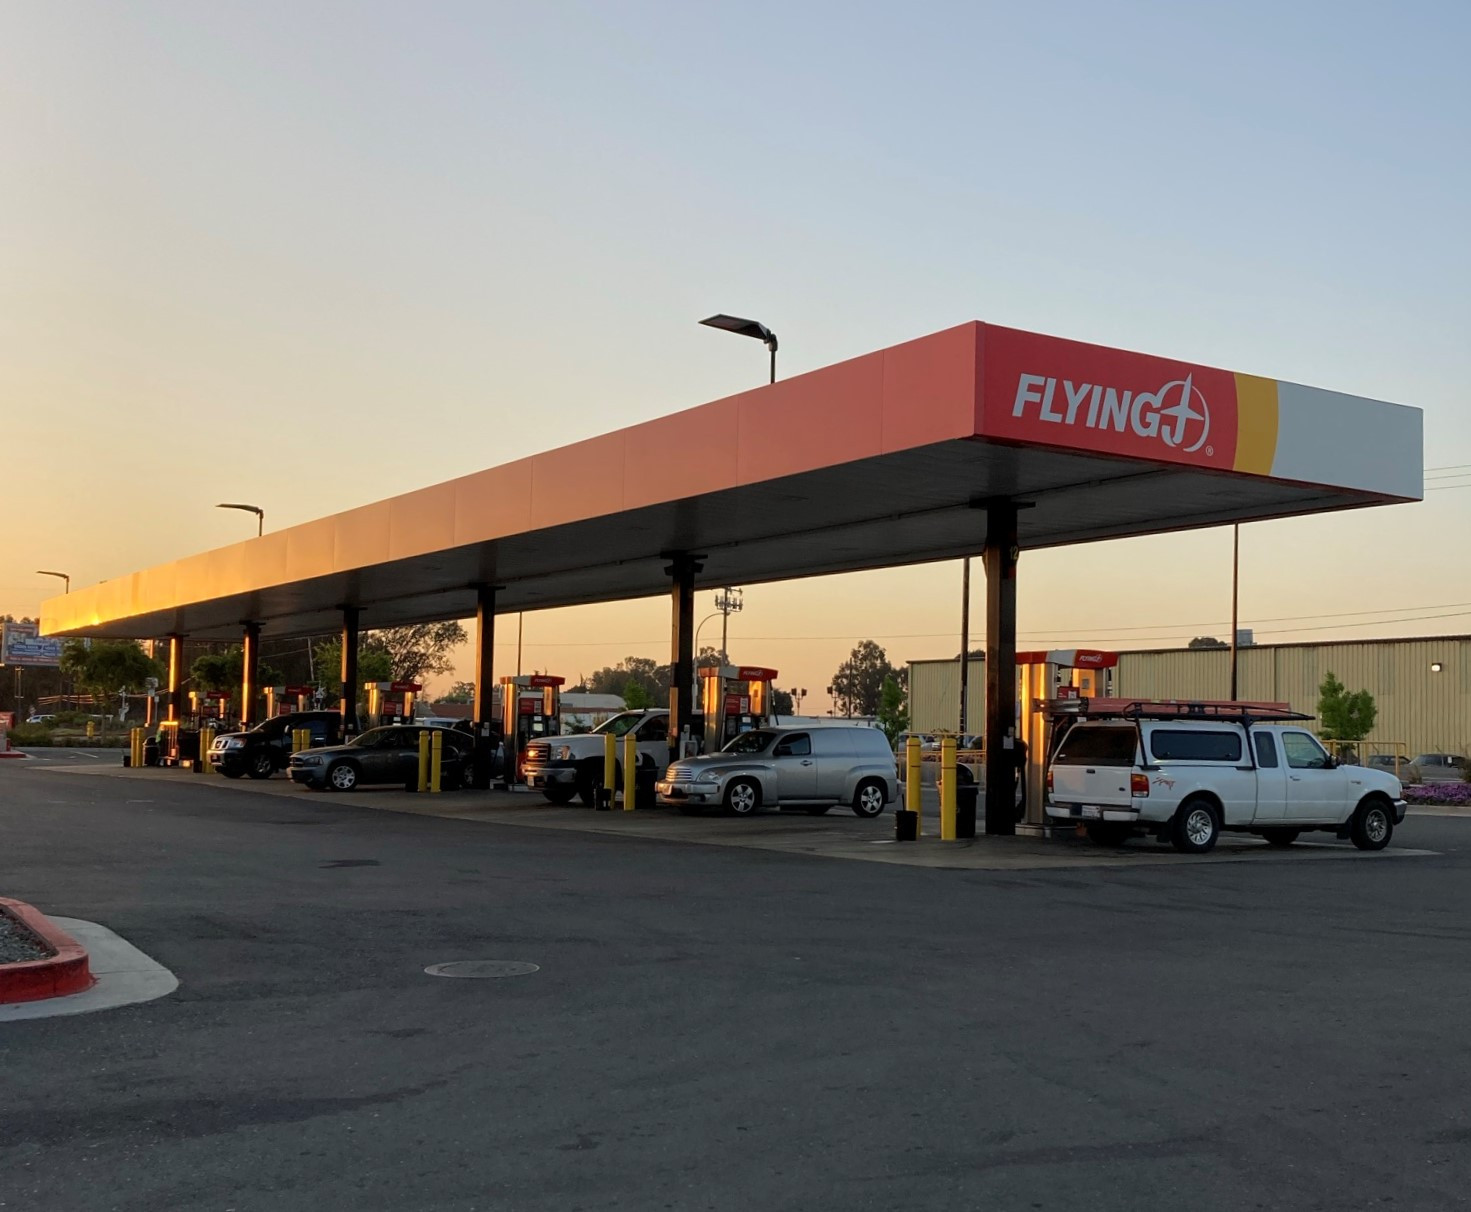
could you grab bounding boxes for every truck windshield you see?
[592,713,645,737]
[1053,725,1136,767]
[722,730,775,755]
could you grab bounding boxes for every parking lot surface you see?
[5,756,1471,1210]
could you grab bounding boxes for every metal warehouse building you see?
[909,635,1471,757]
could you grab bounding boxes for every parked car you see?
[522,709,670,804]
[656,725,898,817]
[1046,706,1406,852]
[208,711,344,779]
[1404,753,1470,784]
[288,725,475,791]
[1366,754,1411,776]
[25,714,57,725]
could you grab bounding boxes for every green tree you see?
[441,681,476,704]
[312,636,406,692]
[1188,636,1230,649]
[1317,671,1378,746]
[621,680,652,709]
[59,639,163,729]
[587,656,666,702]
[876,674,909,744]
[189,647,284,695]
[829,640,897,717]
[770,688,794,715]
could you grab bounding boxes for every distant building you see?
[908,636,1471,758]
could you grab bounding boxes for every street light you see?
[714,587,743,666]
[216,502,264,537]
[699,314,778,384]
[36,570,70,594]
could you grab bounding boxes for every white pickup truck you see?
[521,710,671,804]
[1045,706,1407,853]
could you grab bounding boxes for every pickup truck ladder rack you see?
[1069,699,1314,726]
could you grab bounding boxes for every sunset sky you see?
[4,2,1468,708]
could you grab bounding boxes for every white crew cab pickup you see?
[1045,703,1407,853]
[521,710,670,805]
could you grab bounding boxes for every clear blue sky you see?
[3,1,1468,698]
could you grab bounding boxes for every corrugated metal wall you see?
[909,639,1471,754]
[1115,638,1471,754]
[908,659,985,734]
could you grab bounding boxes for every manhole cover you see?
[424,960,539,979]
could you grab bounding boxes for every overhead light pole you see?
[1230,524,1240,700]
[36,570,71,594]
[699,314,778,384]
[216,502,264,537]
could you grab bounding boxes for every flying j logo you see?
[1011,373,1212,453]
[982,326,1280,475]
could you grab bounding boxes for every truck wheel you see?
[1170,797,1220,854]
[576,760,605,806]
[542,784,577,806]
[1350,797,1394,851]
[724,778,760,817]
[852,779,887,819]
[247,752,274,780]
[1260,828,1300,848]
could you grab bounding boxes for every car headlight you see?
[557,745,573,762]
[696,770,722,783]
[223,738,244,749]
[295,755,324,765]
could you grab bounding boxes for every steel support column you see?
[665,553,704,766]
[340,607,360,736]
[983,503,1019,836]
[240,622,261,730]
[471,586,498,789]
[472,585,497,729]
[167,635,184,722]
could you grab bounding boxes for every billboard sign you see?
[1,622,63,668]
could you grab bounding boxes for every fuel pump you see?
[499,675,565,783]
[1015,649,1118,834]
[364,681,421,728]
[699,665,778,753]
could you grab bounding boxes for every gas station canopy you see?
[43,321,1422,641]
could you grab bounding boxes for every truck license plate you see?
[1080,805,1101,819]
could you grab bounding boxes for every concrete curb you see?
[0,897,94,1003]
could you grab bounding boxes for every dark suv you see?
[208,711,344,779]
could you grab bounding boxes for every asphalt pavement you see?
[5,757,1471,1211]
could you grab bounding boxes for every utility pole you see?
[714,587,743,665]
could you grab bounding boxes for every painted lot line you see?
[30,763,1439,872]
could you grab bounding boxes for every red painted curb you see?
[0,897,94,1004]
[0,751,29,759]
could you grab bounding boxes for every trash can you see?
[895,809,918,842]
[956,784,978,838]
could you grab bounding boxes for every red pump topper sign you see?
[984,326,1239,471]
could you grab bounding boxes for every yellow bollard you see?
[417,730,430,792]
[622,731,636,811]
[430,730,443,793]
[603,732,617,810]
[940,735,957,841]
[87,720,96,740]
[199,726,214,773]
[136,726,146,769]
[906,736,922,833]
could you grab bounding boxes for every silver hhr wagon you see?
[656,725,898,818]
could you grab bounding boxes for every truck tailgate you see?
[1049,723,1137,806]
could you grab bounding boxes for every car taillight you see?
[1045,770,1053,792]
[1130,773,1149,797]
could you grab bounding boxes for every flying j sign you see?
[984,326,1279,476]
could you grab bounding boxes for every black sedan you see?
[288,725,473,792]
